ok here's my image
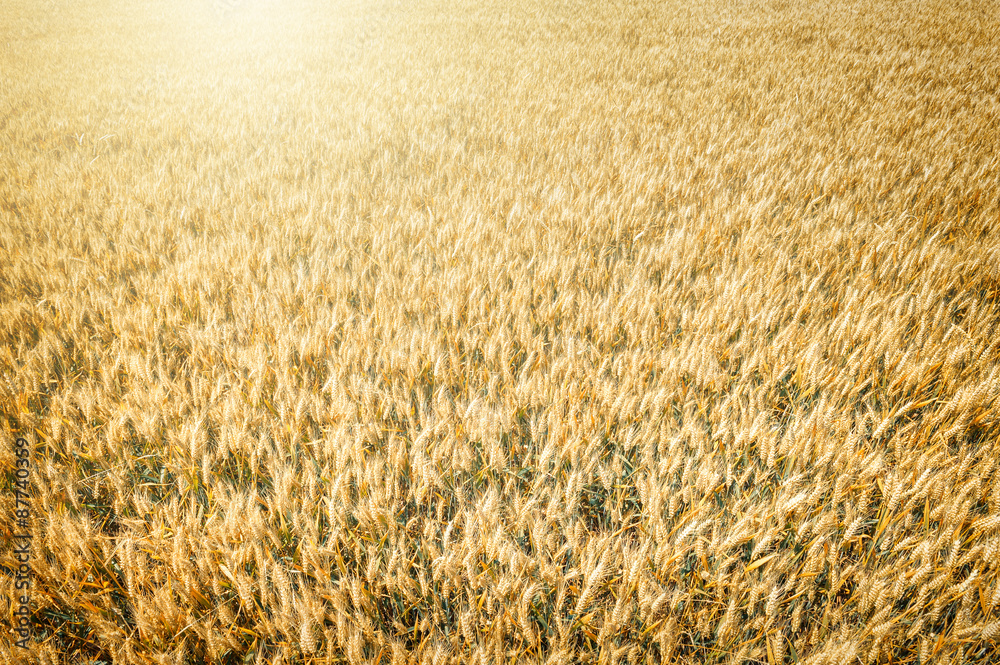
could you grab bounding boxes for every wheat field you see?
[2,0,1000,663]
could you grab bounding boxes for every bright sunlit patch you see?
[154,0,318,89]
[211,0,286,21]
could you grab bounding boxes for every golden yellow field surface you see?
[2,0,1000,663]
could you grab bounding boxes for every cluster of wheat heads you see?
[2,0,1000,663]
